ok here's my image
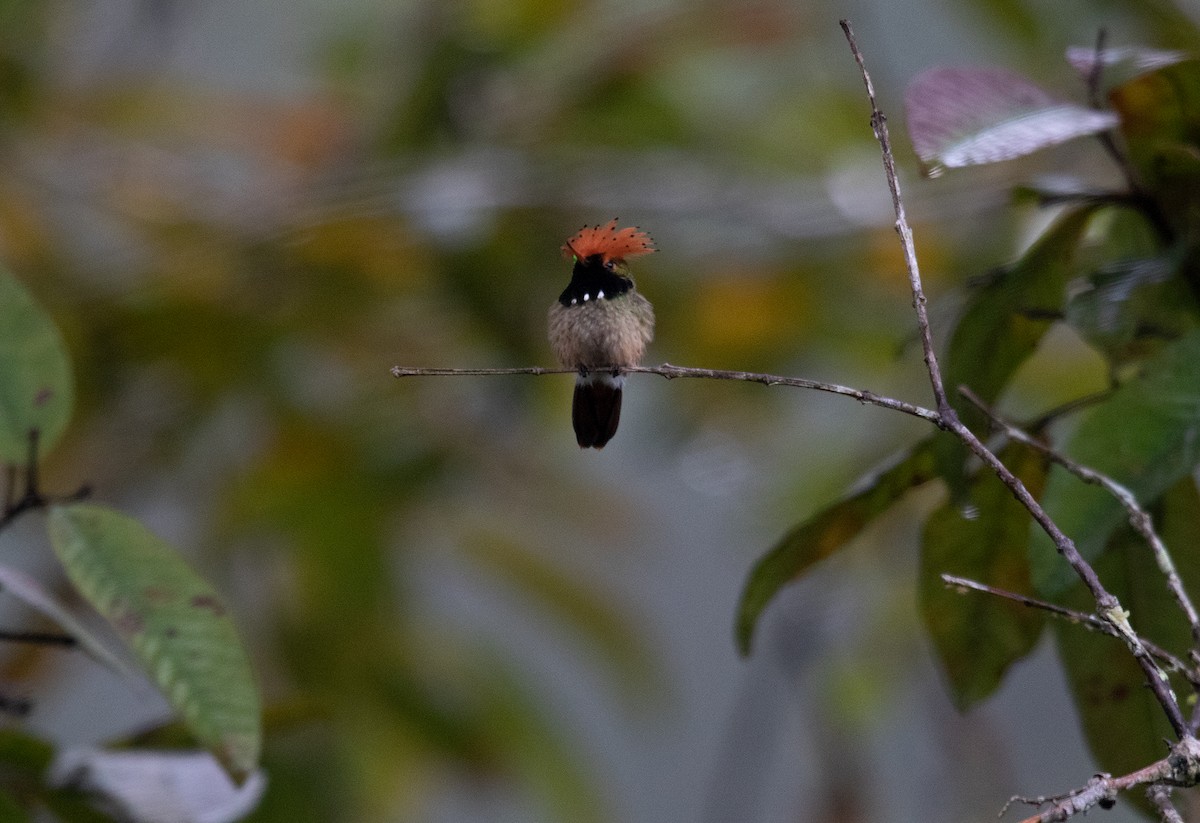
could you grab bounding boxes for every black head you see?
[558,254,633,307]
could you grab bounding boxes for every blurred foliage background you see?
[2,0,1200,821]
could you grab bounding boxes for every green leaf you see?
[1110,59,1200,182]
[939,206,1097,495]
[41,792,120,823]
[1031,328,1200,596]
[905,66,1118,176]
[0,268,73,461]
[0,790,29,822]
[1065,254,1196,366]
[919,444,1046,709]
[948,206,1097,414]
[1056,477,1200,810]
[0,728,54,775]
[1110,60,1200,238]
[1062,205,1196,369]
[47,504,261,782]
[0,731,111,822]
[736,439,939,655]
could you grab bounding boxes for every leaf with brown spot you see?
[47,504,261,783]
[190,595,226,616]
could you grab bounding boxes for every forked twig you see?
[959,385,1200,649]
[838,17,1187,740]
[942,575,1196,685]
[1147,784,1185,823]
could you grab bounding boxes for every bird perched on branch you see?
[548,219,656,449]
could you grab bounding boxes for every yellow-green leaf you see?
[0,268,73,461]
[47,504,261,782]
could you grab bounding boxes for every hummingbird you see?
[548,219,656,449]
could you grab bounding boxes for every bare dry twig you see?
[391,363,943,424]
[839,18,1200,820]
[1009,738,1200,823]
[941,574,1197,686]
[1148,784,1186,823]
[838,17,1188,741]
[839,22,952,420]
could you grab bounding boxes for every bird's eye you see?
[604,260,616,271]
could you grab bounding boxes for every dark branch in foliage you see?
[960,386,1200,649]
[0,630,77,647]
[840,15,1196,809]
[0,429,90,532]
[942,574,1197,687]
[1080,28,1174,243]
[0,692,32,717]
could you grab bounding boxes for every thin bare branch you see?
[1012,758,1168,823]
[839,20,952,419]
[960,386,1200,649]
[391,363,944,425]
[0,629,76,647]
[391,366,567,378]
[1010,737,1200,822]
[839,18,1188,740]
[942,575,1196,686]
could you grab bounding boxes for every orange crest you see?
[562,219,656,263]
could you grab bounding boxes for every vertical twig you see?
[839,20,953,422]
[1081,27,1173,242]
[838,18,1189,740]
[2,464,13,513]
[23,429,39,504]
[1085,28,1108,109]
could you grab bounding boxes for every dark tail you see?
[572,374,623,449]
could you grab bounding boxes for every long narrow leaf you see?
[938,206,1098,496]
[736,439,938,654]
